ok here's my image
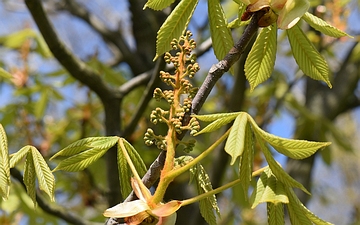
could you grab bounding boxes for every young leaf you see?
[0,67,12,80]
[287,24,332,88]
[30,147,55,202]
[51,136,118,160]
[224,113,248,165]
[286,188,334,225]
[302,12,350,38]
[245,24,277,91]
[117,143,132,197]
[0,124,10,200]
[239,122,254,197]
[208,0,234,74]
[154,0,199,59]
[192,112,240,122]
[190,164,220,225]
[24,152,37,206]
[257,139,310,195]
[52,147,109,172]
[10,145,31,168]
[250,167,289,209]
[122,139,147,177]
[144,0,175,10]
[247,115,331,159]
[267,203,285,225]
[35,88,49,119]
[194,113,240,135]
[285,187,313,225]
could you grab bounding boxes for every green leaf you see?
[0,67,12,80]
[0,28,36,49]
[10,145,31,168]
[0,124,10,200]
[287,24,332,88]
[30,147,55,202]
[267,203,285,225]
[117,142,132,197]
[302,12,350,38]
[154,0,199,59]
[258,139,310,195]
[250,167,289,209]
[239,122,254,197]
[285,188,313,225]
[144,0,176,10]
[121,139,147,178]
[117,139,147,197]
[247,115,331,159]
[190,164,220,225]
[225,113,248,165]
[286,188,334,225]
[52,147,109,172]
[192,112,240,122]
[194,113,240,135]
[24,152,37,207]
[208,0,234,74]
[35,88,49,119]
[245,24,277,91]
[51,136,118,160]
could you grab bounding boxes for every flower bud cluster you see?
[144,128,167,150]
[150,107,169,124]
[145,31,200,150]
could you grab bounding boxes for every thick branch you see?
[25,0,119,103]
[10,168,92,225]
[59,0,145,74]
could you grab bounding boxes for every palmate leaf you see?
[239,122,254,197]
[30,147,55,202]
[302,12,350,38]
[52,147,109,172]
[117,138,147,197]
[24,152,37,206]
[257,139,310,195]
[51,136,118,159]
[224,113,248,165]
[286,188,334,225]
[10,146,31,168]
[154,0,199,59]
[208,0,234,74]
[245,24,277,91]
[287,24,332,88]
[192,112,240,122]
[267,203,285,225]
[194,113,240,135]
[0,124,10,200]
[117,142,132,197]
[122,139,147,177]
[144,0,175,10]
[0,67,12,80]
[247,115,330,159]
[190,164,220,225]
[250,167,289,209]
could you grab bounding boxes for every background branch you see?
[10,168,95,225]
